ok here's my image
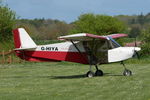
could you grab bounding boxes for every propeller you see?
[133,49,140,59]
[133,37,140,59]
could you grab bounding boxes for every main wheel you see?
[123,69,132,76]
[95,70,103,76]
[86,71,94,78]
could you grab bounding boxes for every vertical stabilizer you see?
[13,28,37,49]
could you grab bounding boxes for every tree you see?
[0,2,16,41]
[129,24,141,38]
[70,13,126,35]
[140,28,150,56]
[137,13,145,26]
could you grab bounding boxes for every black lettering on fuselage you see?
[52,47,55,51]
[55,47,58,51]
[46,47,50,50]
[41,47,58,51]
[41,47,45,50]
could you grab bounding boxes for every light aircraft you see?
[13,28,141,77]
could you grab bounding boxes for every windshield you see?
[108,37,121,48]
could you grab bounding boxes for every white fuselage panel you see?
[108,47,136,63]
[36,41,85,52]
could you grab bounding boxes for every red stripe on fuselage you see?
[15,51,89,64]
[13,29,21,48]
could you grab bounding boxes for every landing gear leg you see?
[121,61,132,76]
[95,65,103,76]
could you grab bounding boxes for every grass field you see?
[0,61,150,100]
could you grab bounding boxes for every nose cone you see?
[134,47,141,52]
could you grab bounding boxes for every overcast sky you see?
[5,0,150,23]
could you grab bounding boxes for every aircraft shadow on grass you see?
[0,73,123,80]
[51,74,86,79]
[51,73,123,79]
[0,76,52,79]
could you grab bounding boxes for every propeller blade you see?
[135,50,140,59]
[133,37,140,59]
[133,50,140,59]
[135,38,137,47]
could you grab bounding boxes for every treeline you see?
[14,13,150,40]
[116,13,150,38]
[15,19,74,40]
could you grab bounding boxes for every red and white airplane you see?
[13,28,141,77]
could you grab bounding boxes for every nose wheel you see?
[121,61,132,76]
[123,69,132,76]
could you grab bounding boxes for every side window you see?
[83,41,91,55]
[98,40,109,51]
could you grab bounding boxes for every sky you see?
[4,0,150,23]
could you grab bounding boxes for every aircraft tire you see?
[86,71,94,78]
[123,69,132,76]
[95,70,103,76]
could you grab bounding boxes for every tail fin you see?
[13,28,37,50]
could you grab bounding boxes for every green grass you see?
[0,62,150,100]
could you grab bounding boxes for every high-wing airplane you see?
[13,28,141,77]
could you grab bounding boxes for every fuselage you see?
[15,40,141,65]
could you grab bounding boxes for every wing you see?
[107,34,128,39]
[58,33,127,41]
[58,33,106,41]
